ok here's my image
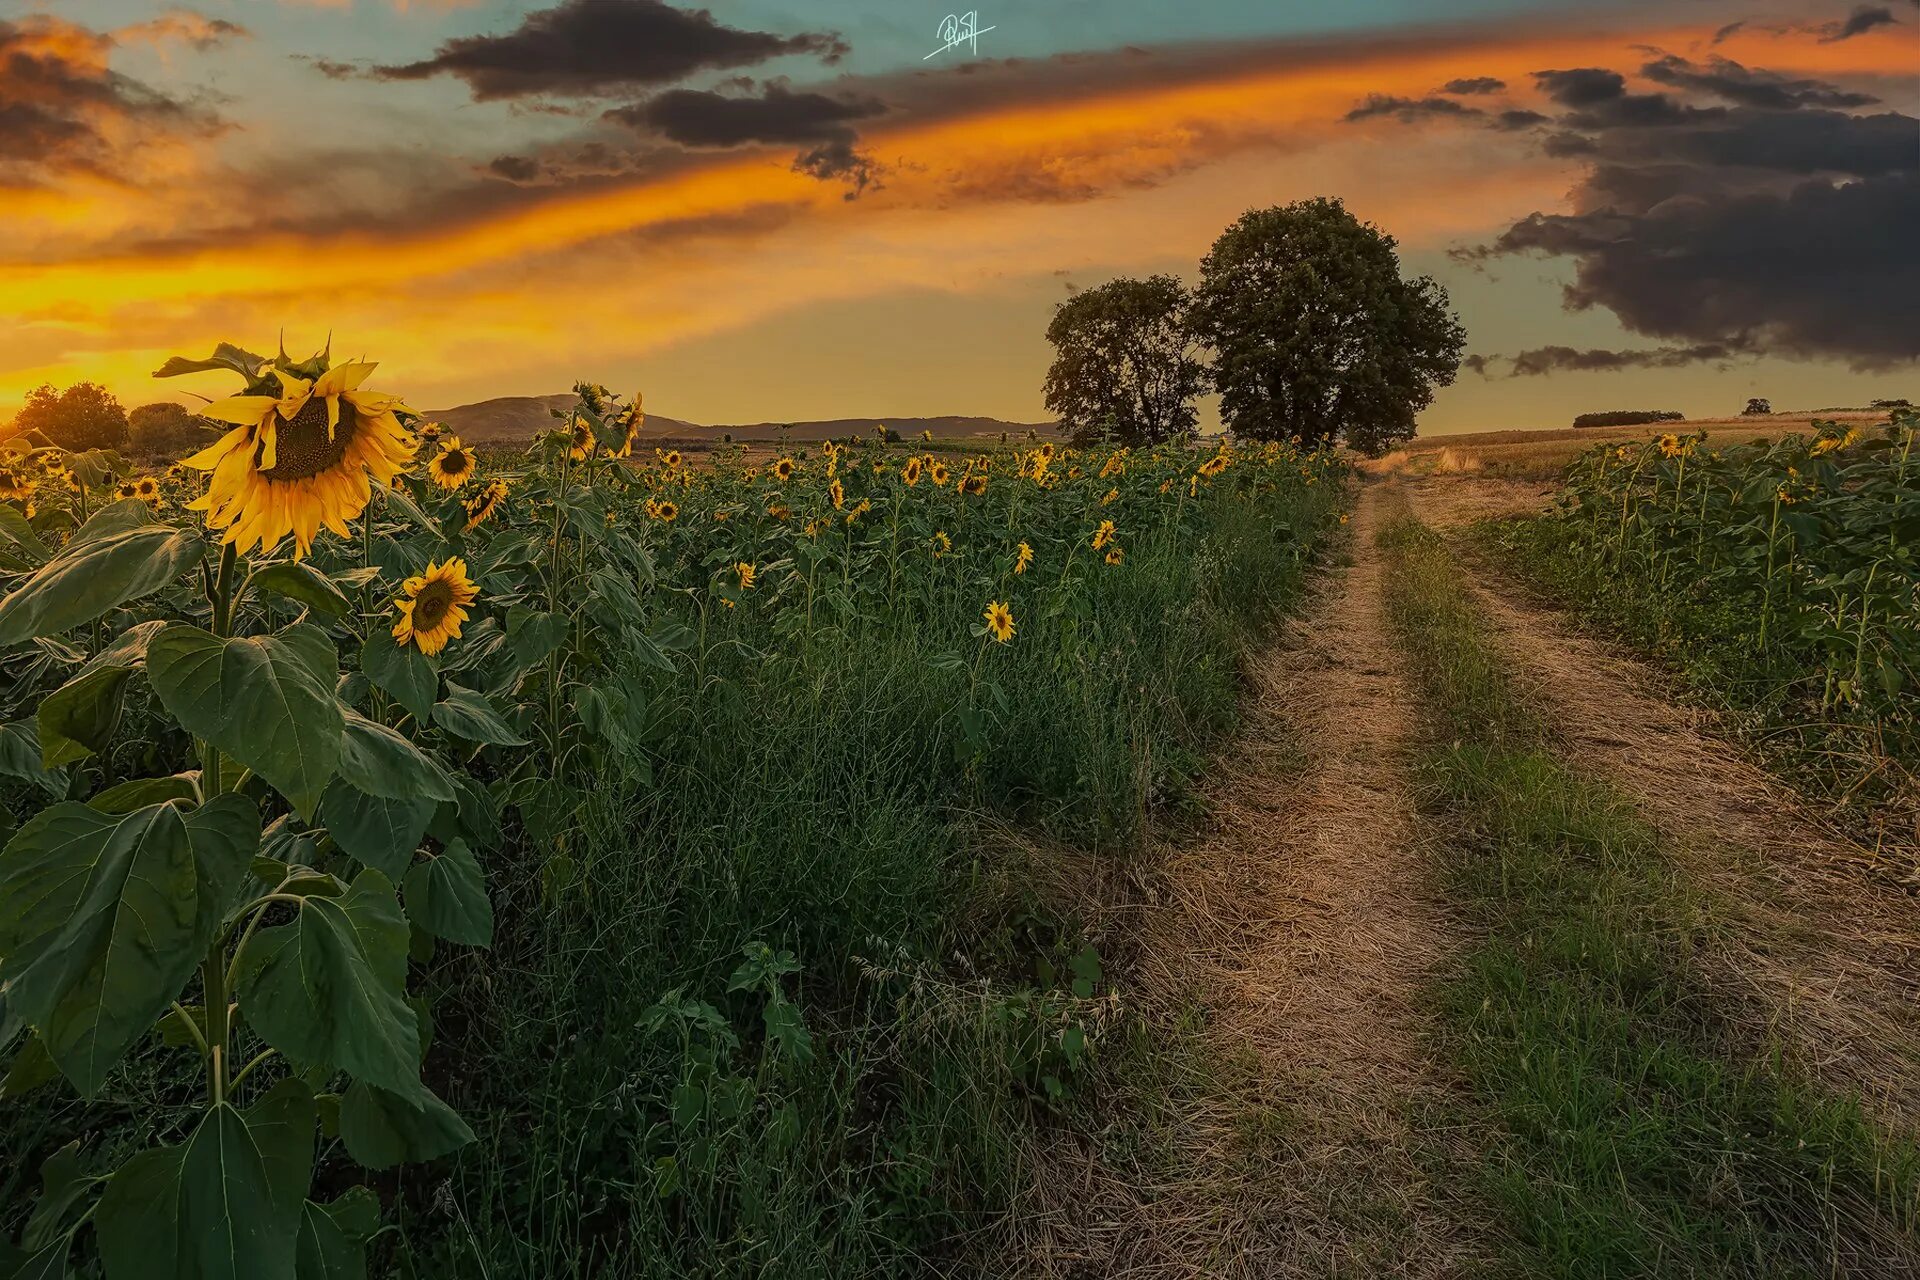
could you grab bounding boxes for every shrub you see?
[1571,410,1685,429]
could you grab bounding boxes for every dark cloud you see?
[1710,20,1746,43]
[1495,108,1549,129]
[297,56,362,81]
[372,0,849,101]
[487,154,543,182]
[1344,93,1482,123]
[1534,67,1627,107]
[792,138,879,199]
[1820,4,1900,40]
[1477,343,1747,377]
[0,15,223,181]
[607,84,884,147]
[1441,76,1505,95]
[1639,54,1877,110]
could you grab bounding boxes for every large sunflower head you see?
[185,359,415,559]
[133,476,162,505]
[930,462,950,487]
[392,557,479,656]
[901,456,923,487]
[0,465,32,500]
[430,436,477,490]
[960,473,987,496]
[773,456,795,482]
[1092,519,1116,550]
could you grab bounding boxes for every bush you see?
[1571,410,1685,429]
[127,401,218,457]
[1743,398,1773,416]
[9,381,128,451]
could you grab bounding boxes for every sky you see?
[1,0,1915,434]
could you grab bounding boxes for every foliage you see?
[1571,410,1685,429]
[10,383,130,453]
[127,403,218,459]
[1490,412,1920,828]
[1042,275,1206,447]
[1743,398,1773,416]
[0,342,1348,1275]
[1190,198,1464,454]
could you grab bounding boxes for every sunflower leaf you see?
[338,1079,473,1170]
[234,869,423,1100]
[0,796,257,1096]
[250,562,353,618]
[0,524,204,647]
[38,664,134,767]
[0,720,66,798]
[88,774,199,815]
[152,342,269,383]
[95,1077,313,1280]
[337,712,453,802]
[358,630,437,724]
[402,840,491,947]
[318,780,434,881]
[431,686,526,747]
[148,624,343,819]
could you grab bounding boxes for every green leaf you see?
[317,781,434,881]
[0,721,65,799]
[0,524,202,647]
[337,712,453,802]
[3,1240,69,1280]
[95,1078,313,1280]
[152,342,268,382]
[1,1032,59,1099]
[24,1140,95,1252]
[0,502,50,564]
[250,562,353,618]
[358,629,437,723]
[235,870,423,1099]
[505,607,567,668]
[37,665,133,767]
[295,1198,366,1280]
[148,624,343,818]
[402,841,491,947]
[0,796,256,1095]
[431,685,526,747]
[338,1079,473,1170]
[88,774,198,815]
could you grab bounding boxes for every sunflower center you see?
[440,450,470,473]
[412,580,455,632]
[261,396,357,482]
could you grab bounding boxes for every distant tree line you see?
[6,382,217,458]
[1043,198,1466,455]
[1572,410,1687,429]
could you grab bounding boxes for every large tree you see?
[1192,199,1465,453]
[1043,274,1206,446]
[11,381,130,452]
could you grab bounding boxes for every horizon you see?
[3,0,1915,436]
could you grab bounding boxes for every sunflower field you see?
[1493,411,1920,832]
[0,341,1346,1276]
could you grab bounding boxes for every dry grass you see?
[999,488,1487,1279]
[1364,412,1885,482]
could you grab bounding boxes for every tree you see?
[1743,398,1773,416]
[11,381,130,451]
[1043,275,1205,446]
[128,401,216,457]
[1191,199,1465,453]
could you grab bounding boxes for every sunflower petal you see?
[200,395,278,426]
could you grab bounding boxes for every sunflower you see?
[930,462,950,487]
[391,557,479,657]
[767,503,792,521]
[618,392,644,458]
[983,600,1015,644]
[846,497,872,524]
[1101,487,1118,505]
[1092,519,1116,550]
[931,530,951,557]
[920,429,933,443]
[663,449,683,471]
[1104,545,1124,566]
[115,481,138,500]
[187,361,416,558]
[430,436,478,490]
[463,478,509,531]
[960,473,987,496]
[1198,454,1229,478]
[647,499,679,522]
[773,456,796,482]
[1014,541,1034,574]
[134,476,162,506]
[569,417,595,461]
[0,466,30,500]
[735,560,756,590]
[902,457,924,487]
[830,479,845,509]
[1657,432,1683,459]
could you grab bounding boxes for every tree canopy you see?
[1191,199,1464,453]
[1043,275,1206,447]
[11,382,130,452]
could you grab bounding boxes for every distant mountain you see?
[424,395,1056,446]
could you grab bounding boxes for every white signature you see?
[924,10,994,59]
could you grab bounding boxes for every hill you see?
[424,395,1055,446]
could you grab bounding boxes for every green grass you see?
[1378,509,1920,1278]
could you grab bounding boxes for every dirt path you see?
[1011,485,1484,1278]
[1400,475,1920,1127]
